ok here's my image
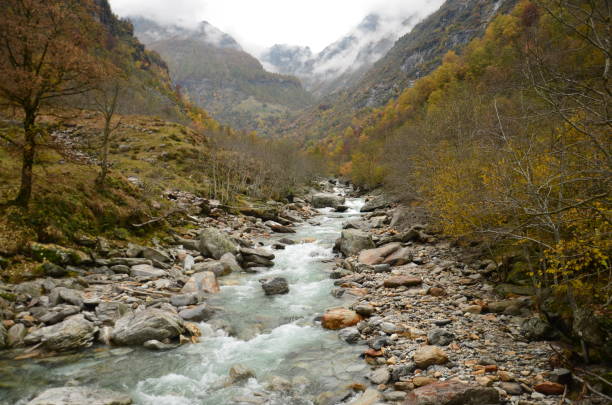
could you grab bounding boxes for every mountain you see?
[274,0,518,141]
[261,12,423,98]
[130,17,313,134]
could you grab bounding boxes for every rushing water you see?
[1,191,369,405]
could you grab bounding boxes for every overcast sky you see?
[109,0,443,54]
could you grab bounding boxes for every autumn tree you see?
[0,0,103,206]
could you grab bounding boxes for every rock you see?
[112,308,184,345]
[0,323,6,348]
[358,243,401,265]
[534,381,565,395]
[335,229,375,257]
[413,345,449,368]
[95,302,130,325]
[369,367,390,384]
[499,382,523,395]
[278,238,296,245]
[360,195,389,212]
[312,193,346,209]
[391,363,416,381]
[178,304,214,322]
[381,322,402,334]
[349,388,381,405]
[373,264,391,273]
[260,277,289,296]
[405,381,500,405]
[130,264,166,279]
[549,368,572,385]
[49,287,84,308]
[321,308,362,330]
[192,261,228,277]
[170,294,198,307]
[181,271,220,294]
[382,247,413,266]
[427,329,455,346]
[264,220,296,233]
[29,242,90,266]
[229,364,255,383]
[27,387,132,405]
[383,276,422,288]
[335,205,349,212]
[428,287,446,297]
[110,264,130,274]
[41,262,68,278]
[413,377,437,387]
[143,339,177,351]
[198,228,239,260]
[220,252,242,273]
[6,323,26,347]
[385,391,407,401]
[141,246,172,263]
[355,304,375,317]
[521,317,557,341]
[24,314,97,351]
[243,254,274,267]
[338,327,360,343]
[39,305,80,324]
[240,247,275,260]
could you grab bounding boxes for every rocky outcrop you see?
[24,314,97,351]
[112,308,184,346]
[198,228,239,259]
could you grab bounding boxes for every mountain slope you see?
[276,0,518,142]
[131,17,313,134]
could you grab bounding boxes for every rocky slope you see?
[130,17,313,134]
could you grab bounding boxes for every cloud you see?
[109,0,444,54]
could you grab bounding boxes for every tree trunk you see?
[96,118,111,188]
[14,109,37,207]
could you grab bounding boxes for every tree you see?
[93,80,123,188]
[0,0,103,207]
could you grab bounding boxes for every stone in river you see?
[259,277,289,295]
[112,308,184,346]
[27,387,132,405]
[181,271,220,294]
[24,314,97,351]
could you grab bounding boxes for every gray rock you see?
[244,255,274,267]
[380,322,401,334]
[312,193,345,209]
[130,264,166,279]
[264,220,296,233]
[181,271,219,294]
[427,329,455,346]
[95,302,130,325]
[500,382,523,395]
[110,264,130,274]
[41,262,68,278]
[198,228,239,260]
[141,246,172,263]
[192,261,228,277]
[7,323,27,347]
[350,388,382,405]
[143,339,177,351]
[220,252,242,273]
[170,293,198,307]
[384,391,407,401]
[338,327,360,343]
[27,386,132,405]
[521,317,558,341]
[360,195,389,212]
[13,280,44,298]
[49,287,84,308]
[355,304,375,317]
[259,277,289,295]
[24,314,97,351]
[391,363,416,382]
[369,367,390,384]
[178,304,214,322]
[240,247,275,260]
[278,238,296,245]
[335,229,375,257]
[372,264,391,273]
[112,308,184,346]
[40,305,80,324]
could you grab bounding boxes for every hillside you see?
[274,0,518,142]
[131,17,314,134]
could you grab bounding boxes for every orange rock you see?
[428,287,446,297]
[321,308,362,330]
[358,243,401,265]
[534,381,565,395]
[364,349,383,357]
[383,276,422,288]
[485,365,498,373]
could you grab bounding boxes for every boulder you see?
[240,247,275,260]
[354,304,375,317]
[24,314,97,351]
[244,254,275,267]
[534,381,565,395]
[404,381,500,405]
[264,220,296,233]
[198,228,239,260]
[29,242,90,266]
[181,271,220,294]
[41,262,68,278]
[427,329,455,346]
[384,276,422,288]
[170,293,198,307]
[178,304,214,322]
[112,308,184,346]
[27,386,132,405]
[143,339,177,351]
[192,261,228,277]
[358,243,401,265]
[369,367,391,384]
[360,195,389,212]
[39,305,80,325]
[413,346,449,368]
[338,327,360,344]
[312,193,345,209]
[49,287,84,308]
[220,252,242,273]
[260,277,289,296]
[521,317,558,341]
[382,247,413,266]
[95,302,130,325]
[130,264,166,279]
[321,308,362,330]
[335,229,375,257]
[141,246,172,263]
